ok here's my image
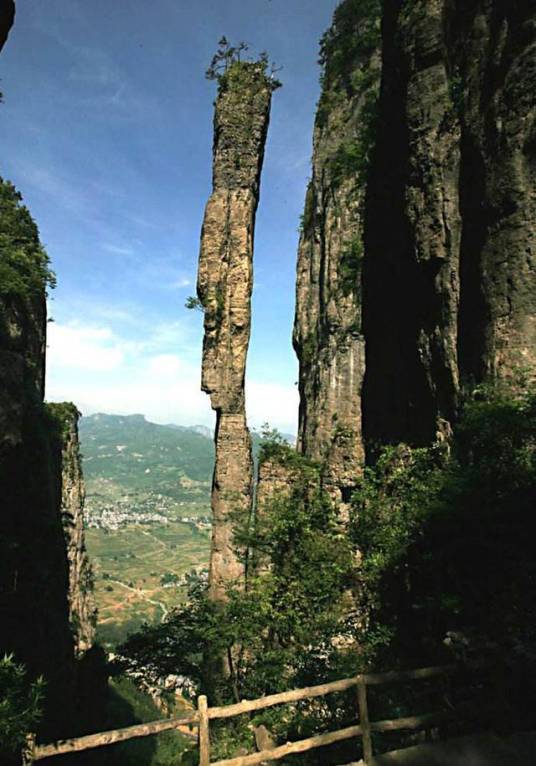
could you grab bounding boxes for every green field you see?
[86,520,210,646]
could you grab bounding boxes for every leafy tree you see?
[118,440,358,761]
[0,178,55,303]
[0,655,45,755]
[351,381,536,728]
[185,295,204,312]
[205,37,281,90]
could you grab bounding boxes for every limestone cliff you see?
[363,0,462,448]
[0,179,76,740]
[293,0,381,501]
[46,403,97,656]
[454,0,536,383]
[364,0,535,450]
[295,0,535,471]
[197,59,277,599]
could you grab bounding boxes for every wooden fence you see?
[24,663,457,766]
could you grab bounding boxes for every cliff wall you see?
[294,0,535,472]
[0,179,76,739]
[293,0,380,505]
[0,180,96,742]
[46,403,97,656]
[197,61,276,599]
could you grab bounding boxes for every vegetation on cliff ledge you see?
[0,178,55,304]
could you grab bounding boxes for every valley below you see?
[80,413,213,647]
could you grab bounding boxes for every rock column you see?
[47,403,97,655]
[197,61,275,600]
[293,2,380,505]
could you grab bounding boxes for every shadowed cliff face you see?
[197,62,275,600]
[363,0,462,451]
[364,0,535,453]
[295,0,535,474]
[47,404,97,656]
[455,0,536,383]
[293,0,381,505]
[0,180,76,740]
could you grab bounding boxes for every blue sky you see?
[0,0,338,434]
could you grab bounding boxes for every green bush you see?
[0,655,45,754]
[0,178,55,303]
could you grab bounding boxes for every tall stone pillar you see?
[197,59,277,600]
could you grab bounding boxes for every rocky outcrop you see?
[0,0,15,53]
[46,403,96,656]
[197,61,277,599]
[296,0,535,472]
[0,179,76,740]
[293,0,381,501]
[363,0,462,449]
[364,0,535,450]
[454,0,536,383]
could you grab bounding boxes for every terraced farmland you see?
[86,520,210,646]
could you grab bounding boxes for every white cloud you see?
[246,381,298,436]
[47,322,124,371]
[46,320,298,435]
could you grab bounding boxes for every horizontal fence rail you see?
[25,663,459,765]
[30,712,199,761]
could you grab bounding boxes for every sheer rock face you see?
[455,0,536,383]
[363,0,535,452]
[197,64,274,599]
[52,405,97,656]
[293,5,380,503]
[295,0,535,475]
[0,303,76,741]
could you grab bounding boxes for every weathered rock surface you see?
[0,180,76,740]
[47,403,97,656]
[297,0,535,474]
[293,1,380,500]
[363,0,461,449]
[455,0,536,383]
[0,180,97,742]
[197,62,275,599]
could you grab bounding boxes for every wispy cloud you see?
[169,276,193,289]
[102,242,136,257]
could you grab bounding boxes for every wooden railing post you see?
[22,733,36,766]
[357,681,373,764]
[198,695,210,766]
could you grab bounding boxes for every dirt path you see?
[110,578,169,621]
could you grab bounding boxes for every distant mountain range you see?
[79,413,294,517]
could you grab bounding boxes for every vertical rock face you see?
[456,0,536,383]
[197,61,276,599]
[295,0,535,472]
[364,0,535,451]
[0,179,76,739]
[364,0,462,449]
[293,0,381,501]
[47,403,96,656]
